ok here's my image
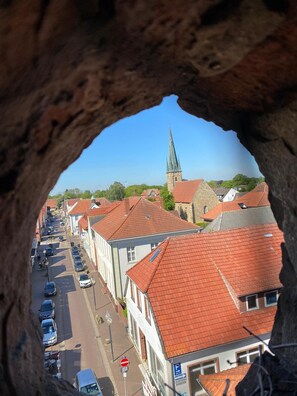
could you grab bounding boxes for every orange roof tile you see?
[173,179,203,203]
[92,197,198,241]
[236,183,270,207]
[199,364,250,395]
[46,199,57,209]
[68,199,97,215]
[203,201,242,221]
[127,224,283,358]
[78,214,88,231]
[66,198,80,207]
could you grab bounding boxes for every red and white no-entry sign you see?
[120,357,129,367]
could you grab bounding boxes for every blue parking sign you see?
[174,363,182,377]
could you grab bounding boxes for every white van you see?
[74,368,103,396]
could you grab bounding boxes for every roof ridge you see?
[145,238,170,292]
[108,197,141,240]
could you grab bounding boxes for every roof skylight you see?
[149,248,161,262]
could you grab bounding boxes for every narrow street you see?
[31,218,118,395]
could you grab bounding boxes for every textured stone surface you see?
[0,1,297,395]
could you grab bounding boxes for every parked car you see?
[79,273,92,288]
[74,368,103,396]
[44,281,57,297]
[45,246,54,256]
[72,245,79,253]
[39,299,55,321]
[41,319,58,347]
[72,252,80,260]
[58,236,64,242]
[60,221,65,226]
[74,261,84,272]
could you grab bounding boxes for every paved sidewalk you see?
[69,234,144,396]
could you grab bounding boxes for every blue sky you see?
[51,95,261,195]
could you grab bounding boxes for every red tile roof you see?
[203,201,242,221]
[92,197,198,241]
[66,198,80,207]
[78,214,88,231]
[127,224,283,358]
[203,183,270,221]
[237,183,269,207]
[46,199,57,209]
[68,199,99,215]
[199,364,250,395]
[173,179,203,203]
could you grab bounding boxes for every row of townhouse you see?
[126,223,283,396]
[64,195,282,395]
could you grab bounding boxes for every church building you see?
[167,130,219,223]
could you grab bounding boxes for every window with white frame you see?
[144,296,151,323]
[246,294,258,311]
[265,290,278,306]
[136,288,142,312]
[148,343,165,395]
[237,346,261,365]
[189,359,217,395]
[151,242,158,251]
[127,246,136,262]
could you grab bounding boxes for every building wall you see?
[94,233,115,296]
[192,181,219,222]
[127,281,271,396]
[223,188,238,202]
[167,171,182,193]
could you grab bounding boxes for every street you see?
[31,217,117,395]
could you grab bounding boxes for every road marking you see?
[82,288,119,396]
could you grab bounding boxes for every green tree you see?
[160,188,175,211]
[106,181,125,201]
[81,190,92,199]
[93,189,107,198]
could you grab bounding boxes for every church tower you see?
[167,129,182,192]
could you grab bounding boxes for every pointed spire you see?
[167,129,181,173]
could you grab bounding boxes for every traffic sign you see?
[120,357,129,367]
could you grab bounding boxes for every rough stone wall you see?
[0,1,297,395]
[193,181,219,222]
[167,171,182,193]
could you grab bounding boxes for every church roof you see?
[166,129,181,173]
[173,179,203,203]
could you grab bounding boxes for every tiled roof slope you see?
[173,179,203,203]
[203,183,270,221]
[78,202,120,231]
[68,199,99,215]
[92,197,198,241]
[237,182,269,207]
[85,201,120,217]
[66,198,80,207]
[127,224,283,358]
[78,214,88,231]
[46,199,57,209]
[199,364,250,395]
[203,201,242,221]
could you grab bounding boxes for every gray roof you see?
[202,206,276,232]
[212,187,230,196]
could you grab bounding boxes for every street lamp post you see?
[105,311,114,362]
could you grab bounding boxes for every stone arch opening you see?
[1,1,297,395]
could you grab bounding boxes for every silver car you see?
[41,318,58,347]
[79,273,92,288]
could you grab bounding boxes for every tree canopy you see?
[208,174,265,192]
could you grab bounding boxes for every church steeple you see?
[167,129,182,173]
[166,129,182,192]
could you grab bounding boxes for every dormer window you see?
[246,294,258,311]
[265,291,278,306]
